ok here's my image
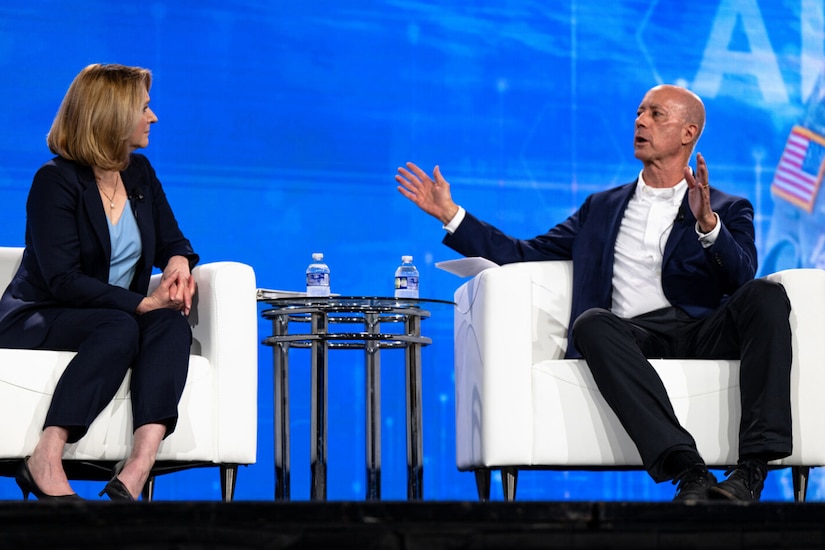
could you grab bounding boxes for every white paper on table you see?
[256,289,342,300]
[434,257,500,278]
[256,288,307,300]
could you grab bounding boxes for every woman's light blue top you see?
[107,206,142,289]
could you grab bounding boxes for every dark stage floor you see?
[0,500,823,549]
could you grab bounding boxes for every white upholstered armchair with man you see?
[395,84,792,503]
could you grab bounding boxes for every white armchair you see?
[0,246,258,501]
[453,261,825,501]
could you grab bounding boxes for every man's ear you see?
[682,123,699,146]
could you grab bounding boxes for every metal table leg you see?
[262,298,441,502]
[272,314,290,500]
[310,310,328,501]
[365,312,381,500]
[405,313,424,500]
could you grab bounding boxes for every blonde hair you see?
[47,64,152,171]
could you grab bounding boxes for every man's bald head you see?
[649,84,705,147]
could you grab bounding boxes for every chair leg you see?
[221,463,238,502]
[501,467,518,501]
[474,469,491,501]
[792,466,810,502]
[142,476,155,502]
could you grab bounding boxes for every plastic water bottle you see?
[306,252,330,297]
[394,255,419,299]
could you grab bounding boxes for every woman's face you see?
[129,89,157,150]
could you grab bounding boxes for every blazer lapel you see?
[78,165,112,262]
[602,182,637,274]
[121,167,153,277]
[663,194,694,264]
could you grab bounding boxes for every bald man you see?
[397,85,792,502]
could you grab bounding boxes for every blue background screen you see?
[1,1,823,501]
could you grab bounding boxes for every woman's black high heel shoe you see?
[15,457,82,502]
[99,459,136,501]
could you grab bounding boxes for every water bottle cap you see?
[312,252,324,261]
[402,255,413,262]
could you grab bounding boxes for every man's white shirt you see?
[444,171,721,319]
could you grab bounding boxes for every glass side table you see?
[259,295,453,501]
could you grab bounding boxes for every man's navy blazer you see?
[443,179,757,358]
[0,154,198,348]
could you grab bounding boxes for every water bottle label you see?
[395,276,419,290]
[307,273,330,286]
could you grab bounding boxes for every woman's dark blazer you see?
[0,153,198,348]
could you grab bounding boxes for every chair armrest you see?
[190,262,258,463]
[453,261,572,467]
[0,247,24,289]
[765,268,825,464]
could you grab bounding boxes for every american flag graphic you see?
[771,125,825,213]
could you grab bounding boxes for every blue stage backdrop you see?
[0,0,823,502]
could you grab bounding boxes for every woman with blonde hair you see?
[0,63,198,501]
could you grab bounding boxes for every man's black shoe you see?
[672,463,716,503]
[710,460,766,501]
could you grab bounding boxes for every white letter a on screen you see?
[692,0,788,104]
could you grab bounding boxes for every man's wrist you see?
[443,206,466,234]
[440,205,459,225]
[695,212,721,248]
[698,213,718,234]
